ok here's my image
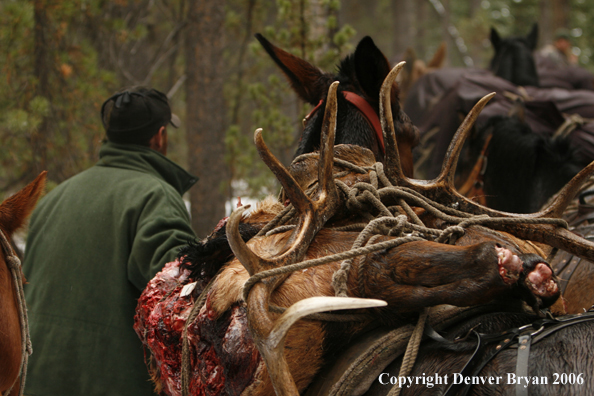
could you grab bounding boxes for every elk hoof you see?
[526,262,558,298]
[496,245,523,284]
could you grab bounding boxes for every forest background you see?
[1,0,591,237]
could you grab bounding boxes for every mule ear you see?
[255,33,327,105]
[490,27,502,51]
[427,41,447,69]
[0,171,47,235]
[353,36,392,102]
[526,23,538,51]
[403,47,417,75]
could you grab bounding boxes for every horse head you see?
[490,23,539,87]
[0,172,46,396]
[255,34,420,178]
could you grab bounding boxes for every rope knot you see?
[436,225,466,244]
[332,262,351,297]
[6,256,22,270]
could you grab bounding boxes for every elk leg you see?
[361,240,559,312]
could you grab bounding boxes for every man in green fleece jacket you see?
[23,87,197,395]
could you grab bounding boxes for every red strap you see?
[303,92,385,155]
[343,91,385,155]
[304,99,324,123]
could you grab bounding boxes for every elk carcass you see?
[135,36,594,396]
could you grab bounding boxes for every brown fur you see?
[0,172,46,394]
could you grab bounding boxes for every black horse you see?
[406,24,594,212]
[457,103,583,213]
[490,24,539,87]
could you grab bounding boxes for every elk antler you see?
[379,74,594,261]
[258,296,386,396]
[227,81,380,395]
[380,61,407,184]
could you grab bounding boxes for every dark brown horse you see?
[361,308,594,396]
[407,24,594,188]
[0,172,46,396]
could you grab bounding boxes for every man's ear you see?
[149,127,167,152]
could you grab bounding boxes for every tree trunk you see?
[392,0,414,57]
[538,0,553,46]
[185,0,229,237]
[414,0,428,59]
[440,0,452,67]
[468,0,482,63]
[33,0,50,175]
[552,0,570,31]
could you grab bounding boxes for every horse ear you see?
[255,33,327,105]
[427,42,447,69]
[0,171,47,235]
[353,36,391,102]
[490,27,502,51]
[526,23,538,51]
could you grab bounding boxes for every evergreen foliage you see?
[2,0,594,212]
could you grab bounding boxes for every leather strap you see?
[443,311,594,396]
[550,224,594,294]
[303,91,385,155]
[443,329,518,396]
[342,91,385,155]
[515,334,531,396]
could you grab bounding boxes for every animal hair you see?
[479,115,580,213]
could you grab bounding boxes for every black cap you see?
[101,87,180,144]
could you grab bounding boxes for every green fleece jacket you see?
[23,142,197,395]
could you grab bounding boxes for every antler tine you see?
[226,204,300,394]
[537,160,594,219]
[268,297,387,346]
[226,205,262,276]
[485,160,594,262]
[226,83,344,396]
[252,79,340,262]
[262,297,386,396]
[255,129,312,215]
[380,61,407,185]
[494,222,594,262]
[392,92,510,215]
[318,81,339,204]
[435,92,496,187]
